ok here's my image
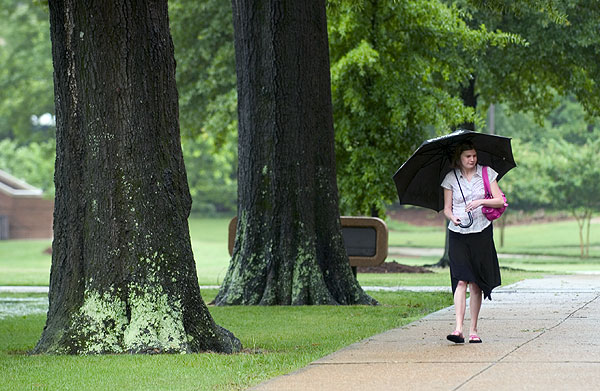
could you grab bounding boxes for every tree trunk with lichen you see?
[33,0,240,354]
[214,0,376,306]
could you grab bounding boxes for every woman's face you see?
[460,149,477,170]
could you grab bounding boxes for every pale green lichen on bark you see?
[74,290,128,354]
[123,283,187,353]
[73,269,188,354]
[290,241,333,305]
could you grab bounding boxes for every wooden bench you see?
[228,216,388,272]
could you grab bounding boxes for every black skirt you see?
[448,224,501,300]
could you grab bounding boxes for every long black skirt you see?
[448,224,501,300]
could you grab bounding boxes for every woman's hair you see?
[452,141,476,168]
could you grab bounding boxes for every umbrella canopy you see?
[393,129,516,212]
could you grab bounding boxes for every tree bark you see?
[215,0,376,305]
[459,77,477,131]
[34,0,240,354]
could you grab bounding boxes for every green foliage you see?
[169,0,238,215]
[327,0,524,216]
[497,97,600,145]
[498,139,550,211]
[495,98,600,234]
[3,0,599,221]
[542,139,600,257]
[181,135,237,215]
[0,1,54,142]
[467,0,569,25]
[0,138,55,197]
[465,0,600,120]
[169,0,237,143]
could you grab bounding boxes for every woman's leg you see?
[454,280,468,333]
[469,282,482,335]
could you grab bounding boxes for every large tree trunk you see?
[34,0,240,354]
[215,0,375,305]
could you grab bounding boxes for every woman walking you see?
[441,141,506,344]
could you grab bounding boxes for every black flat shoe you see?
[446,332,464,343]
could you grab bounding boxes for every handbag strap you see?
[482,166,492,197]
[453,169,468,205]
[452,169,473,228]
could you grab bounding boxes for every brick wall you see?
[0,189,54,239]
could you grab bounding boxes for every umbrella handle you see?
[459,212,474,228]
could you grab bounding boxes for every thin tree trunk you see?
[215,0,375,305]
[429,222,450,268]
[574,212,585,258]
[585,211,591,258]
[459,77,477,131]
[34,0,240,354]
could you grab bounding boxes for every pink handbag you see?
[482,166,508,221]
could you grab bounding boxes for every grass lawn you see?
[0,217,236,287]
[356,266,548,288]
[1,289,453,391]
[388,218,600,258]
[0,240,52,286]
[1,216,598,286]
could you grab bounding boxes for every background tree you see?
[169,0,238,215]
[0,0,54,142]
[456,0,600,120]
[215,0,375,306]
[490,98,599,248]
[34,0,240,354]
[327,0,523,217]
[543,139,600,257]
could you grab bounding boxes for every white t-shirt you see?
[440,164,498,234]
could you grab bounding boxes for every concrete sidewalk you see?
[251,274,600,390]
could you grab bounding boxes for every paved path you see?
[251,274,600,390]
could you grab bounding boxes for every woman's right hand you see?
[450,216,461,226]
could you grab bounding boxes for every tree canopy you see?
[0,1,54,143]
[327,0,523,216]
[458,0,600,120]
[1,0,599,221]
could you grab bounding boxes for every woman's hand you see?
[465,199,482,212]
[450,216,462,226]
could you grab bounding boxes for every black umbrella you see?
[393,129,516,213]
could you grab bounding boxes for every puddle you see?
[0,297,48,319]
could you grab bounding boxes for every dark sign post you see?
[228,216,388,276]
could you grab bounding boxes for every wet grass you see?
[357,266,548,287]
[0,240,52,286]
[2,217,597,287]
[0,289,452,391]
[388,219,600,258]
